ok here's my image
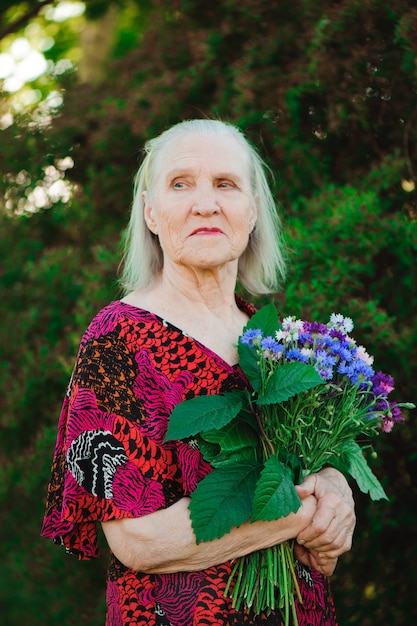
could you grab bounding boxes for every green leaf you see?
[328,452,352,476]
[201,420,258,466]
[277,449,304,485]
[243,303,279,335]
[237,342,262,392]
[258,362,325,405]
[342,441,388,501]
[252,456,301,522]
[189,461,262,542]
[199,442,257,467]
[165,391,245,441]
[335,442,388,500]
[203,420,258,455]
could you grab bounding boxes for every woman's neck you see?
[155,261,239,315]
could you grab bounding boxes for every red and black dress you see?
[41,299,337,626]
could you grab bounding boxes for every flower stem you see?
[225,542,300,626]
[255,405,275,457]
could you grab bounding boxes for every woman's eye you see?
[218,181,234,188]
[173,181,186,189]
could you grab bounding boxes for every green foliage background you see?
[1,1,416,624]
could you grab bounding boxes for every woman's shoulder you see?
[79,299,154,349]
[79,300,123,345]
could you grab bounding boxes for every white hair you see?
[119,119,286,295]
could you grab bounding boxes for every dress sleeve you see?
[41,320,210,560]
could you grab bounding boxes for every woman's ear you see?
[143,192,158,235]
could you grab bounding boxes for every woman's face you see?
[143,132,257,275]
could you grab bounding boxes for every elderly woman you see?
[42,119,355,626]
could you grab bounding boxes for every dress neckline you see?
[115,296,255,370]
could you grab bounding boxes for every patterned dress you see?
[41,299,338,626]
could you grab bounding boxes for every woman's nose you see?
[190,184,220,215]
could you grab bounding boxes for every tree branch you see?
[0,0,54,41]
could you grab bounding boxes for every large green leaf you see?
[165,391,245,441]
[243,303,279,335]
[252,456,301,521]
[258,362,325,405]
[342,441,388,501]
[237,342,262,392]
[189,461,262,542]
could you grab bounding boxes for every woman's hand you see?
[293,542,339,576]
[294,467,356,575]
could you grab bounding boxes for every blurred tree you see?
[0,1,416,624]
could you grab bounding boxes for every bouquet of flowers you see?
[165,304,414,625]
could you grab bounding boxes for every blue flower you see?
[326,338,354,363]
[313,349,337,367]
[298,331,314,345]
[317,366,334,380]
[240,329,263,345]
[260,336,283,354]
[311,349,337,379]
[338,358,374,386]
[286,348,309,363]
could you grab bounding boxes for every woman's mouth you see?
[191,227,223,236]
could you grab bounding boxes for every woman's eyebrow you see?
[166,168,244,182]
[214,172,243,184]
[166,167,197,180]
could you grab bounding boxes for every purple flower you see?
[389,402,404,423]
[382,402,404,433]
[302,321,329,335]
[328,328,348,341]
[371,371,395,398]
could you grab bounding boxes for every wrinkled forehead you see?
[151,131,252,185]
